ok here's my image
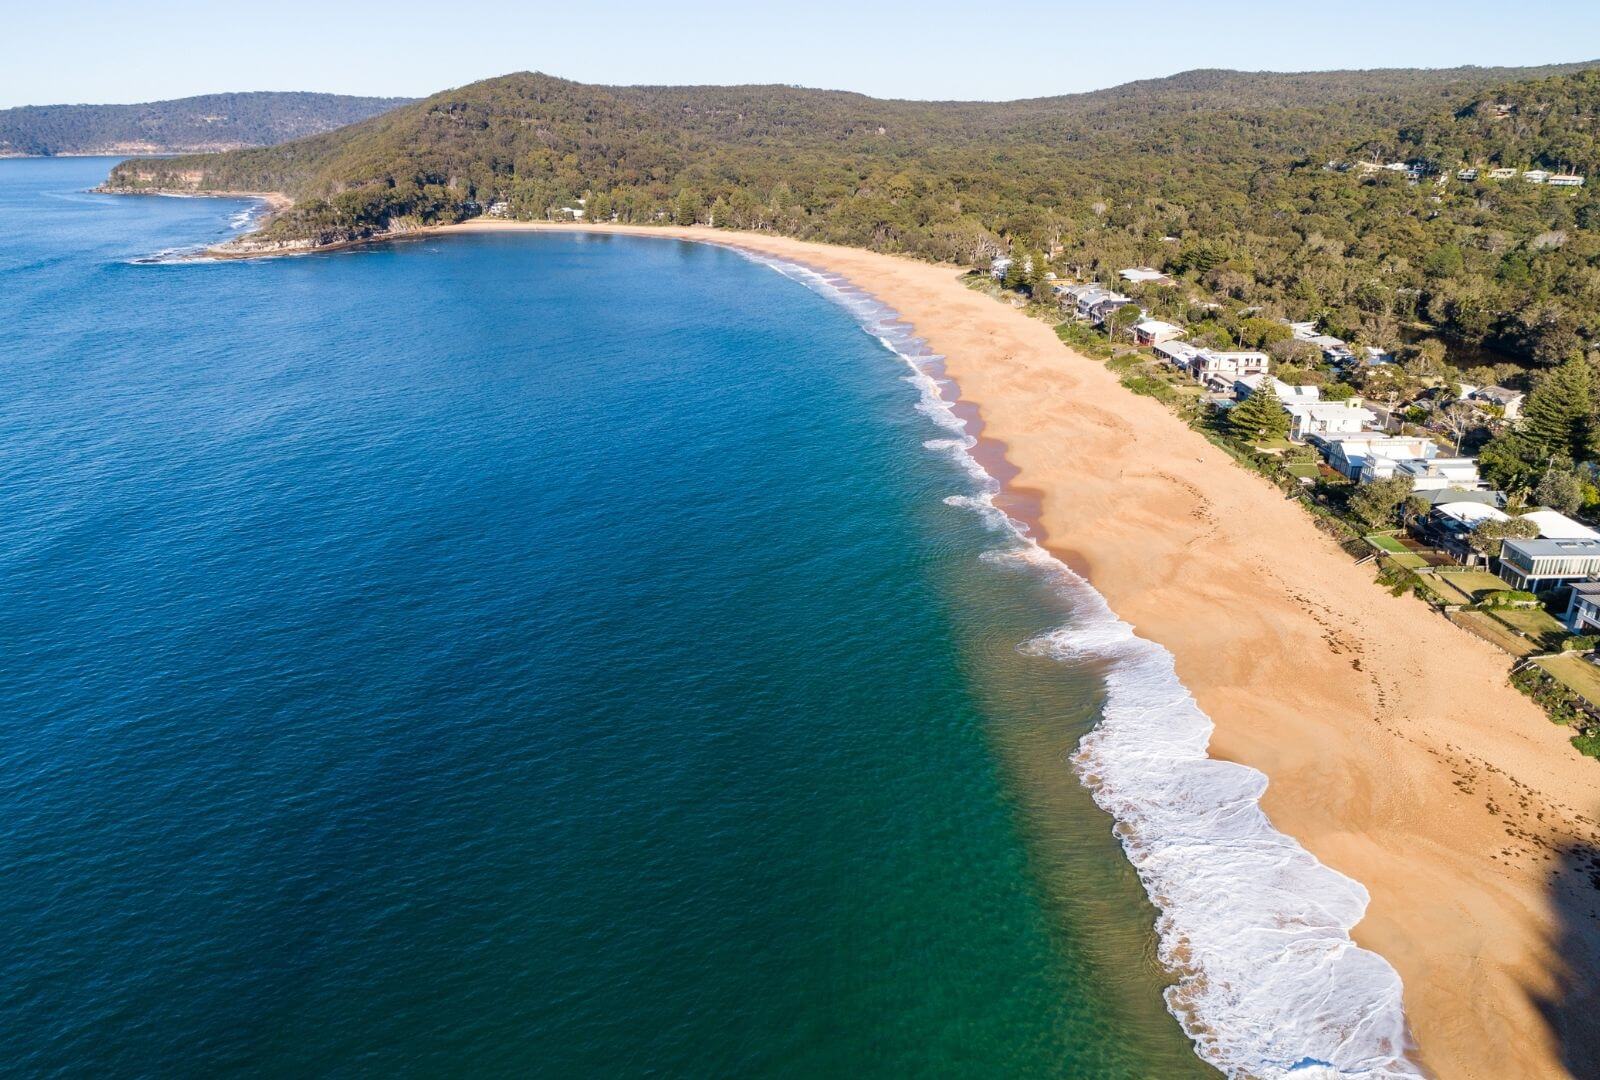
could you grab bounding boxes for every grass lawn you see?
[1383,551,1429,570]
[1451,610,1540,657]
[1536,653,1600,709]
[1431,570,1511,606]
[1489,606,1568,646]
[1251,437,1294,452]
[1366,533,1407,554]
[1285,462,1320,479]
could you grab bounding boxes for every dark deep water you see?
[0,157,1208,1077]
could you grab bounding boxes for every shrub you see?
[1562,635,1599,653]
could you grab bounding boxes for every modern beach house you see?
[1497,537,1600,593]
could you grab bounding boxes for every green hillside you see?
[103,65,1600,364]
[1,92,412,156]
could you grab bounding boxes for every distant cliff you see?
[0,92,412,157]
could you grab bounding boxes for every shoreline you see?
[202,216,1600,1075]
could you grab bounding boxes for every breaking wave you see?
[730,243,1421,1079]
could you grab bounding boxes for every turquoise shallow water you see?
[0,158,1207,1077]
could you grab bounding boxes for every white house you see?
[1131,318,1184,345]
[1562,581,1600,632]
[1470,385,1525,420]
[1523,169,1551,184]
[1520,509,1600,541]
[1316,431,1432,477]
[1285,402,1377,443]
[1189,350,1268,387]
[1119,267,1171,285]
[1233,374,1319,404]
[1359,455,1480,490]
[990,256,1013,280]
[1488,167,1518,180]
[1457,168,1479,180]
[1153,340,1201,368]
[1548,174,1586,187]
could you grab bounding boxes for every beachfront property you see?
[1548,174,1586,187]
[1131,318,1185,345]
[1497,537,1600,593]
[1153,340,1201,368]
[1119,266,1171,285]
[1562,581,1600,633]
[1519,509,1600,541]
[1359,455,1481,490]
[1469,385,1525,419]
[1234,373,1319,404]
[1188,349,1268,389]
[1315,431,1432,478]
[1412,498,1512,565]
[1523,169,1551,184]
[1056,283,1133,324]
[1286,402,1377,443]
[1488,167,1519,180]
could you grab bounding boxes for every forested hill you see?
[1,92,412,156]
[104,64,1600,364]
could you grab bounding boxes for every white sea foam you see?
[730,243,1422,1078]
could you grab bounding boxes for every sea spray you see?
[731,245,1422,1080]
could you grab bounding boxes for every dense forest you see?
[1,92,412,156]
[103,65,1600,365]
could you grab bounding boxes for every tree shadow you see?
[1534,840,1600,1079]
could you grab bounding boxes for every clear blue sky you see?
[6,0,1600,109]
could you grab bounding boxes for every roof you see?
[1569,581,1600,598]
[1520,510,1600,540]
[1119,267,1168,282]
[1435,501,1510,527]
[1502,537,1600,558]
[1132,318,1182,334]
[1472,386,1523,404]
[1412,487,1502,509]
[1288,402,1377,422]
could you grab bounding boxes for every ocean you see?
[0,157,1411,1078]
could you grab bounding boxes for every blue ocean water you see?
[0,158,1212,1077]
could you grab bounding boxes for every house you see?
[1132,318,1185,345]
[1153,340,1201,368]
[1359,455,1480,490]
[1315,431,1432,476]
[1234,374,1319,404]
[1303,333,1356,365]
[990,256,1013,280]
[1548,174,1586,187]
[1562,581,1600,632]
[1360,346,1395,366]
[1085,293,1134,324]
[1414,499,1509,565]
[1287,321,1320,339]
[1189,349,1268,387]
[1119,267,1171,285]
[1523,169,1551,184]
[1286,402,1378,443]
[1488,167,1518,180]
[1470,385,1524,420]
[1497,537,1600,592]
[1457,168,1479,180]
[1520,510,1600,541]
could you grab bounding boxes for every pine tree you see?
[1002,250,1031,291]
[1228,381,1289,442]
[1520,357,1594,463]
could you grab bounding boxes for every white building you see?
[1548,174,1586,187]
[1234,374,1320,404]
[1520,510,1600,541]
[1285,402,1377,442]
[1153,340,1201,368]
[1488,167,1518,180]
[1315,431,1432,477]
[1119,267,1170,285]
[1470,385,1525,420]
[1189,350,1269,388]
[1523,169,1551,184]
[1359,455,1480,490]
[1132,318,1185,345]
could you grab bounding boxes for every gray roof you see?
[1570,581,1600,597]
[1501,537,1600,558]
[1413,487,1501,508]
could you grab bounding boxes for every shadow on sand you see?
[1535,840,1600,1079]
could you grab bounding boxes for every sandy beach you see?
[444,220,1599,1076]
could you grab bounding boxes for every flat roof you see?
[1502,537,1600,557]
